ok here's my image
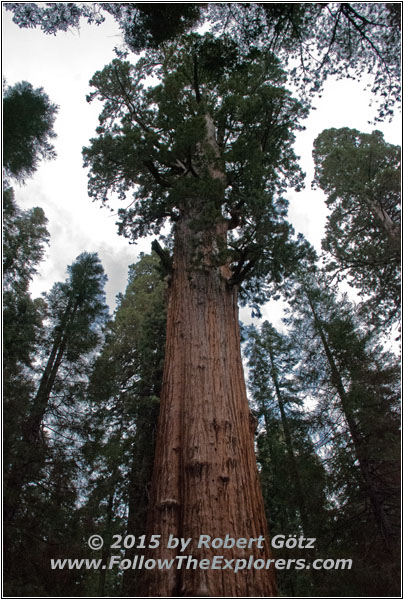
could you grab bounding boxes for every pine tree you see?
[3,73,55,451]
[81,252,166,596]
[3,187,49,491]
[284,267,401,596]
[25,253,108,441]
[3,188,49,366]
[3,74,56,462]
[4,253,109,596]
[4,253,108,524]
[245,322,327,535]
[244,321,328,596]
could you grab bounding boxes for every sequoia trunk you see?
[143,216,276,596]
[366,195,401,254]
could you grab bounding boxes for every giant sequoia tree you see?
[313,128,401,327]
[82,35,306,596]
[4,4,401,597]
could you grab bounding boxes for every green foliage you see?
[210,3,401,120]
[6,4,400,119]
[3,187,49,369]
[23,252,110,452]
[3,187,49,481]
[2,78,52,442]
[104,3,205,52]
[44,252,109,357]
[3,80,58,182]
[313,127,401,328]
[81,252,166,596]
[283,268,401,596]
[4,439,88,597]
[5,2,204,50]
[244,321,329,596]
[3,187,50,292]
[3,6,401,597]
[4,253,110,596]
[83,35,306,304]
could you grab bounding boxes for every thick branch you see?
[192,53,202,104]
[152,240,173,275]
[142,159,172,187]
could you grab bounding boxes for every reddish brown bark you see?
[143,216,276,596]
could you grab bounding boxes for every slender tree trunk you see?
[23,300,78,444]
[143,215,276,597]
[306,292,393,546]
[4,301,76,523]
[98,492,114,597]
[25,338,67,442]
[268,349,309,534]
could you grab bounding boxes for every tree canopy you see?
[83,34,307,307]
[211,3,401,119]
[313,127,401,328]
[3,187,49,294]
[3,80,58,182]
[5,3,401,119]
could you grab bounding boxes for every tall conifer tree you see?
[244,321,329,596]
[82,35,307,596]
[82,253,166,596]
[284,268,401,596]
[313,127,401,328]
[5,253,108,523]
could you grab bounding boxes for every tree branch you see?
[151,240,173,275]
[142,159,172,187]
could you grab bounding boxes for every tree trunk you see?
[306,291,394,547]
[23,299,78,444]
[4,301,77,524]
[143,215,276,597]
[366,194,400,253]
[122,407,159,596]
[98,492,114,597]
[268,348,309,534]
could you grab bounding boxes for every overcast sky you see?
[2,7,401,327]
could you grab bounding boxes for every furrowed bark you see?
[143,215,276,597]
